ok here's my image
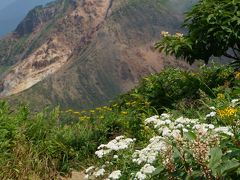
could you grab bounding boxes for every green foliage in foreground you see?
[85,65,240,179]
[155,0,240,64]
[0,65,239,179]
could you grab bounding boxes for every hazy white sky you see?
[0,0,54,37]
[0,0,16,10]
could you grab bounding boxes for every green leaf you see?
[209,147,223,176]
[207,14,215,23]
[151,166,165,176]
[184,131,197,141]
[221,159,240,175]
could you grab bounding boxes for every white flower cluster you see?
[84,166,105,179]
[85,136,133,179]
[145,114,233,138]
[95,136,135,158]
[85,166,122,180]
[135,164,156,180]
[108,170,122,180]
[131,114,234,179]
[231,99,239,107]
[132,136,167,164]
[85,112,235,180]
[161,31,170,37]
[206,111,216,118]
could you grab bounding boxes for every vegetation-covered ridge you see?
[1,65,240,179]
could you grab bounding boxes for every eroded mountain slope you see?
[0,0,195,109]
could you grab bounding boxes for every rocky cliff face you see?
[0,0,195,109]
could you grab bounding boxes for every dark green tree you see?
[155,0,240,65]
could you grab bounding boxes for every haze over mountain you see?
[0,0,196,109]
[0,0,16,10]
[0,0,53,37]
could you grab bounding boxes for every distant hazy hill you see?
[0,0,53,37]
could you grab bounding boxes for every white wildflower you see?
[207,124,215,129]
[165,119,171,124]
[135,171,147,180]
[206,111,216,118]
[160,113,170,119]
[95,149,112,158]
[176,123,184,129]
[95,136,135,158]
[95,168,105,177]
[140,164,156,174]
[109,170,121,179]
[175,32,183,38]
[231,99,239,107]
[161,31,170,37]
[132,136,167,164]
[171,129,181,140]
[209,106,216,110]
[84,174,89,180]
[214,127,234,136]
[162,127,171,137]
[85,166,95,173]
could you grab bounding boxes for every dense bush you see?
[119,65,233,112]
[85,66,240,180]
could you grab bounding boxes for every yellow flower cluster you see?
[79,116,90,121]
[235,72,240,80]
[217,107,237,118]
[126,101,137,107]
[121,111,128,115]
[217,93,225,99]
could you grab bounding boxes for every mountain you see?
[0,0,53,37]
[0,0,196,110]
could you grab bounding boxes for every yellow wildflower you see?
[121,111,128,115]
[217,107,237,118]
[65,109,73,112]
[80,116,90,121]
[126,102,131,106]
[73,111,81,115]
[217,93,225,99]
[90,110,95,113]
[96,107,101,111]
[235,72,240,80]
[144,101,151,106]
[131,101,137,105]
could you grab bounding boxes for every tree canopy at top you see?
[155,0,240,65]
